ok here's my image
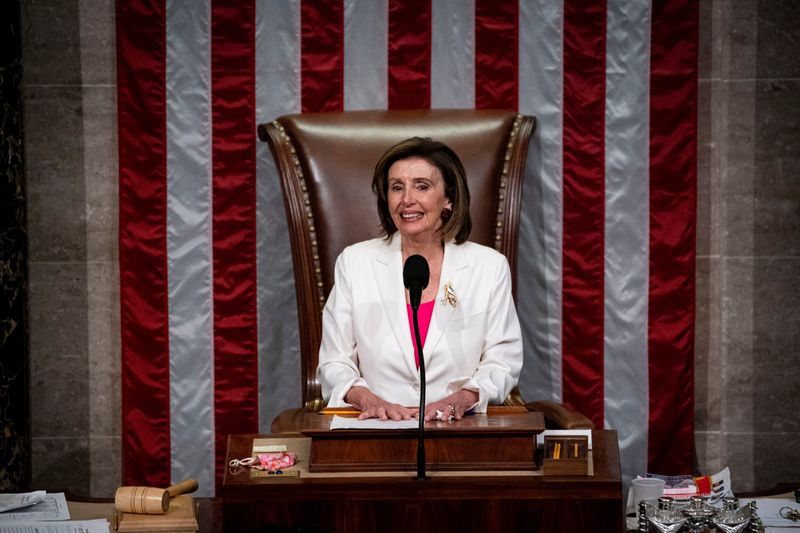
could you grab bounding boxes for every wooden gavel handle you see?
[166,479,199,498]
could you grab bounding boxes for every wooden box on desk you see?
[542,435,589,476]
[116,495,198,532]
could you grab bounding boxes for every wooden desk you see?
[222,427,623,533]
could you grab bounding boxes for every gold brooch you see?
[440,282,457,308]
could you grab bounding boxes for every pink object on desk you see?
[406,300,434,368]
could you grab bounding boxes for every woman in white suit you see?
[317,137,523,421]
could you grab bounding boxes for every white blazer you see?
[317,235,523,413]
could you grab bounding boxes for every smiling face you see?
[387,156,452,245]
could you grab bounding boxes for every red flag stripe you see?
[647,0,698,475]
[117,0,171,487]
[301,0,344,113]
[211,0,259,489]
[475,0,518,110]
[560,0,607,428]
[388,0,431,109]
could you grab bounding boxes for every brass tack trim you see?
[273,120,325,311]
[494,115,522,252]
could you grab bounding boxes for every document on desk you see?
[739,497,800,529]
[330,415,418,430]
[0,519,110,533]
[0,492,47,514]
[0,493,69,521]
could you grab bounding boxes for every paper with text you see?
[0,494,69,522]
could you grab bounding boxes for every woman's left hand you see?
[424,389,479,421]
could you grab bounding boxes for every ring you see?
[448,404,455,415]
[435,409,444,420]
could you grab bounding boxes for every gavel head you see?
[115,486,170,514]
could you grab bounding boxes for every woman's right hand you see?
[345,386,419,421]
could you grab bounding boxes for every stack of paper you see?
[0,491,109,533]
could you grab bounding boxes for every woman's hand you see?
[424,389,479,421]
[345,386,419,421]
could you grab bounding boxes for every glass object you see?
[648,497,687,533]
[711,497,750,533]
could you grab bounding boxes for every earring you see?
[440,206,453,221]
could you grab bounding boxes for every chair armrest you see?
[270,407,308,434]
[503,386,527,407]
[525,401,595,430]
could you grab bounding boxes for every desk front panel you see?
[222,430,623,533]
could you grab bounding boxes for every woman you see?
[317,137,522,421]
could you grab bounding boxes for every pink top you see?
[406,300,435,369]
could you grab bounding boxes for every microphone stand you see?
[411,302,427,481]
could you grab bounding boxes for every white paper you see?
[708,466,731,503]
[330,415,419,430]
[0,494,69,521]
[0,519,109,533]
[739,497,800,527]
[0,493,47,514]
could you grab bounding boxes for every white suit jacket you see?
[317,236,523,413]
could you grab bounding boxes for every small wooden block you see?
[116,495,198,532]
[542,435,589,476]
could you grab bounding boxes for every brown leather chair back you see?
[259,109,536,410]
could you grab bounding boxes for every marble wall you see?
[18,0,799,496]
[0,0,30,491]
[694,0,800,490]
[21,0,119,496]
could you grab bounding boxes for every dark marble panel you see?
[752,79,800,257]
[20,0,82,86]
[756,1,800,79]
[24,85,87,262]
[752,257,800,434]
[753,432,800,490]
[31,437,90,496]
[28,261,89,438]
[0,0,30,492]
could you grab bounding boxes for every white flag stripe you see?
[431,0,475,109]
[344,0,388,110]
[517,0,565,403]
[255,0,301,122]
[255,0,303,431]
[165,0,215,495]
[604,0,652,487]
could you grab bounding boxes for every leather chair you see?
[258,109,593,432]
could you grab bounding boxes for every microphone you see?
[403,254,429,311]
[403,254,429,480]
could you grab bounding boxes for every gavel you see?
[115,479,199,514]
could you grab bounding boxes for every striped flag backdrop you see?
[118,0,697,495]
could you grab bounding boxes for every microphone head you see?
[403,255,430,291]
